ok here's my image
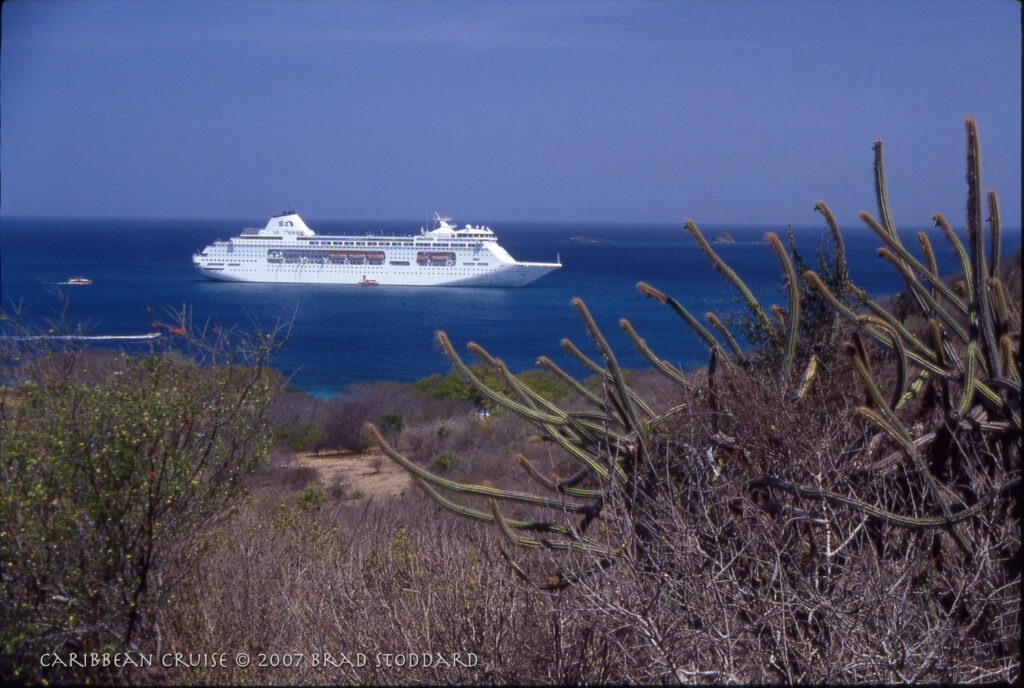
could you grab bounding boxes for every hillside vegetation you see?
[1,117,1019,684]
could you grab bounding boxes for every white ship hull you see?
[193,212,560,287]
[196,260,559,286]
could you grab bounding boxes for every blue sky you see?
[1,0,1020,227]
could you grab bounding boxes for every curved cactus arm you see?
[810,272,946,376]
[648,402,692,429]
[877,247,969,344]
[858,430,937,476]
[604,390,633,437]
[844,343,918,453]
[619,319,695,390]
[885,353,911,410]
[537,355,608,410]
[872,138,900,242]
[860,211,969,317]
[530,417,594,450]
[496,543,570,591]
[514,454,603,499]
[567,415,629,449]
[572,298,638,427]
[988,277,1011,336]
[752,475,1011,528]
[685,219,777,345]
[975,382,1019,427]
[536,421,619,480]
[496,543,613,591]
[805,272,884,341]
[866,141,927,315]
[637,282,722,352]
[561,337,652,429]
[467,342,583,425]
[868,318,908,410]
[770,304,786,330]
[831,285,949,379]
[703,312,747,364]
[895,370,931,411]
[850,331,874,381]
[933,212,973,309]
[571,298,651,428]
[488,498,610,554]
[437,331,566,425]
[814,201,848,348]
[928,319,955,416]
[917,232,941,302]
[966,117,1001,380]
[766,232,800,380]
[795,355,820,401]
[997,336,1018,384]
[968,376,1020,429]
[411,476,602,546]
[366,423,597,512]
[479,354,632,448]
[554,415,629,462]
[987,376,1021,395]
[868,138,941,316]
[558,337,653,423]
[814,200,846,267]
[854,406,973,555]
[958,341,980,416]
[563,409,625,425]
[853,293,947,372]
[920,311,1017,423]
[845,347,972,555]
[987,188,1001,277]
[468,344,548,419]
[854,405,915,458]
[560,337,606,377]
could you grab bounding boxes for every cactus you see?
[368,116,1019,582]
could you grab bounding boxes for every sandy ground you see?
[291,449,413,499]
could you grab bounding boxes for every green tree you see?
[0,345,278,682]
[379,411,406,446]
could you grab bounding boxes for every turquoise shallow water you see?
[0,216,981,397]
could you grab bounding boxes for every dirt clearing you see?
[291,450,413,499]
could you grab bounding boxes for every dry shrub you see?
[530,369,1020,683]
[251,464,321,492]
[137,493,622,685]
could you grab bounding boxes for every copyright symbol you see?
[235,653,250,667]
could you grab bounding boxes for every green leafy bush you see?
[431,449,458,473]
[296,482,328,511]
[0,344,277,682]
[274,420,323,451]
[379,411,405,445]
[412,365,572,410]
[363,527,419,588]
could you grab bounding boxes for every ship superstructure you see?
[193,212,561,287]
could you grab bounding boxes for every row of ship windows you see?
[208,266,492,276]
[258,249,490,267]
[224,247,479,258]
[212,262,491,268]
[240,240,478,248]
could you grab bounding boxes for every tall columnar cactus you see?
[368,116,1020,583]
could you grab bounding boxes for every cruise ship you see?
[193,212,561,287]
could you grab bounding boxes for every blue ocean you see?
[0,216,989,397]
